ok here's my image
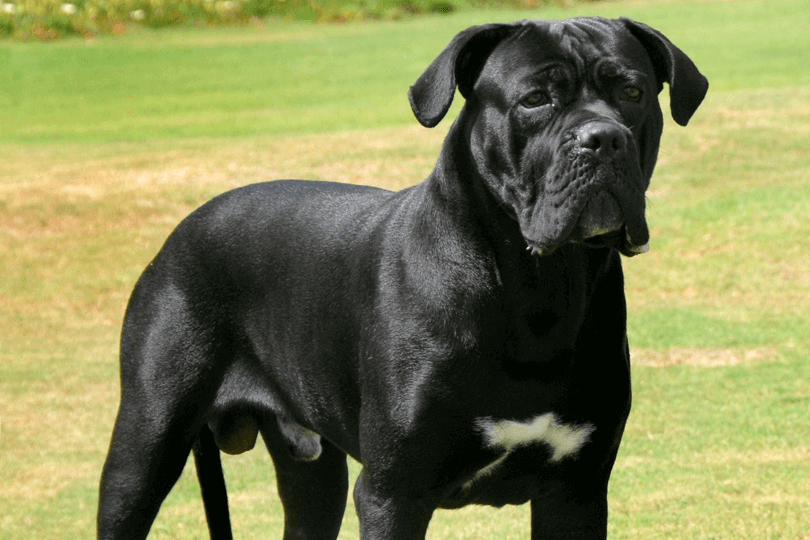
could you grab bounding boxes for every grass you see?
[1,0,808,538]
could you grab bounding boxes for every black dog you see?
[98,17,707,540]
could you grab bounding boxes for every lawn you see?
[1,0,808,538]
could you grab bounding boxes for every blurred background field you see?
[1,0,808,538]
[3,0,564,40]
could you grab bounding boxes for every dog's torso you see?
[134,165,630,508]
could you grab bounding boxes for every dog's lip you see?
[624,236,650,256]
[579,229,624,249]
[621,224,651,257]
[581,227,650,256]
[525,226,650,257]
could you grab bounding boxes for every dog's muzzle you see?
[523,120,651,257]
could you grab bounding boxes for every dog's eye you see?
[622,86,642,102]
[521,92,550,108]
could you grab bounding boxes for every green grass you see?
[1,0,809,538]
[5,0,806,145]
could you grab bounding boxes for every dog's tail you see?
[192,426,234,540]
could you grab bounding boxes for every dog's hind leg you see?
[97,395,202,540]
[98,279,225,539]
[260,417,349,540]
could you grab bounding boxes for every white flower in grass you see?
[130,9,145,21]
[60,3,77,15]
[1,3,16,14]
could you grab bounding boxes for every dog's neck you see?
[426,113,524,249]
[420,114,622,342]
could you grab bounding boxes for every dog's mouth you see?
[579,226,650,256]
[526,227,648,257]
[572,191,650,256]
[525,191,650,257]
[580,228,624,249]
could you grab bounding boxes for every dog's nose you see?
[576,122,627,160]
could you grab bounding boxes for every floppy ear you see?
[408,24,515,128]
[621,18,709,126]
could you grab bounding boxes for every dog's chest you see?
[437,412,596,508]
[475,413,595,468]
[430,342,628,508]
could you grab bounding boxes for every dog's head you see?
[409,18,708,256]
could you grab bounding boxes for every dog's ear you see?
[621,18,709,126]
[409,24,515,128]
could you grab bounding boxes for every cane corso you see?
[98,16,708,540]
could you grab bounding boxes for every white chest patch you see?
[478,413,595,462]
[464,413,595,488]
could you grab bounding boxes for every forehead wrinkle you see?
[568,18,652,71]
[550,18,642,79]
[478,19,646,99]
[547,20,598,74]
[486,23,572,77]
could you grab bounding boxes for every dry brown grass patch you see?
[631,347,779,367]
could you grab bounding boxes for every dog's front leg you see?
[353,469,435,540]
[530,486,609,540]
